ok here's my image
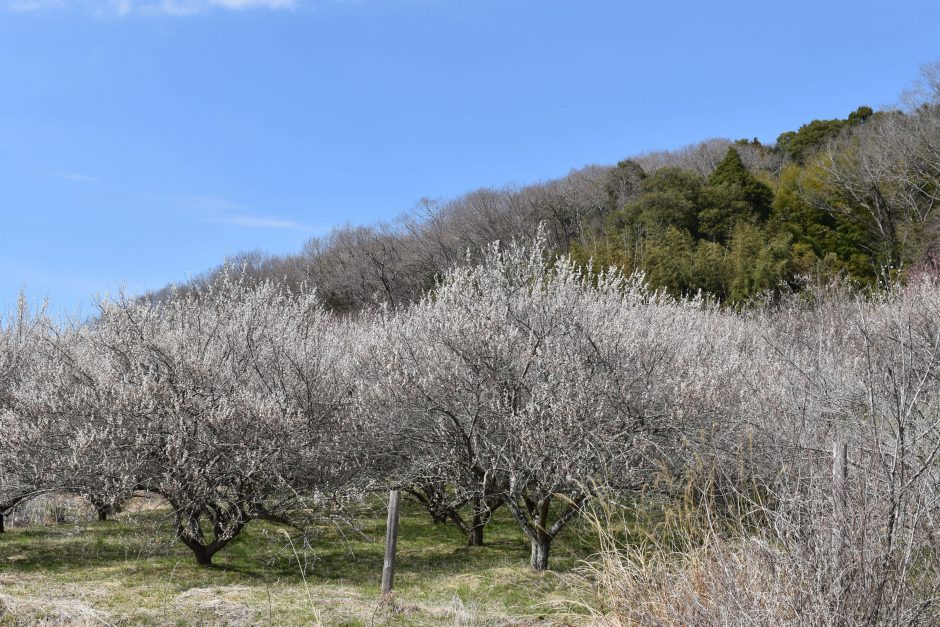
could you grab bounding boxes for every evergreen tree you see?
[697,148,774,241]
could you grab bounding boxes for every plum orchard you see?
[3,238,940,599]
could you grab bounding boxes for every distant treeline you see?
[154,65,940,309]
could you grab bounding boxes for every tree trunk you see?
[97,507,109,522]
[505,495,555,571]
[468,503,485,547]
[178,533,217,567]
[191,545,214,567]
[467,516,483,546]
[529,535,550,571]
[0,511,5,533]
[176,511,217,567]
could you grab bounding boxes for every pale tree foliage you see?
[762,281,940,624]
[365,236,689,569]
[0,296,58,532]
[19,273,361,565]
[583,279,940,624]
[14,323,141,522]
[652,301,765,493]
[715,282,940,624]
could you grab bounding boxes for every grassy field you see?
[0,496,608,625]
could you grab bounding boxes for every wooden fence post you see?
[381,490,401,597]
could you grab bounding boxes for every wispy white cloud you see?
[4,0,299,15]
[221,214,307,230]
[137,0,297,16]
[175,194,314,231]
[6,0,64,12]
[176,194,245,212]
[209,0,295,9]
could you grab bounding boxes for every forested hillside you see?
[161,66,940,310]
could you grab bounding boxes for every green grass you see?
[0,497,608,625]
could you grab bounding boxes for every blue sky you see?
[2,0,939,314]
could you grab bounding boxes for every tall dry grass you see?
[571,475,940,626]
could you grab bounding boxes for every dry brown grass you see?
[566,488,940,627]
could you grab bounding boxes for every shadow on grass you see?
[0,498,637,625]
[0,498,605,592]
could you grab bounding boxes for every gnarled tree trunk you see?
[173,505,247,567]
[506,493,587,572]
[466,496,502,547]
[469,514,485,547]
[529,533,550,571]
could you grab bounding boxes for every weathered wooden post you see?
[381,490,401,597]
